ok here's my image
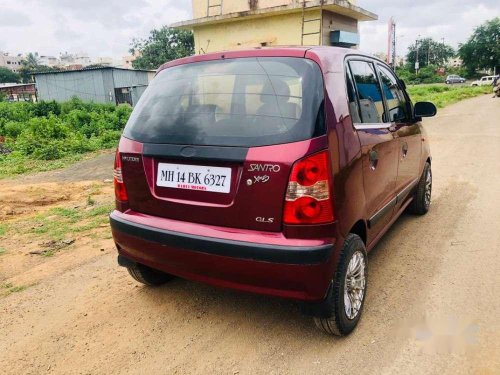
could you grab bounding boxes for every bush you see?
[0,98,132,166]
[396,65,446,85]
[31,100,61,117]
[407,84,491,108]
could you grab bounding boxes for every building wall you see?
[0,53,23,73]
[35,69,111,104]
[193,0,357,18]
[35,69,152,105]
[322,10,357,45]
[193,10,328,53]
[112,69,150,88]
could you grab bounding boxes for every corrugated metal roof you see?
[33,67,155,75]
[0,83,35,88]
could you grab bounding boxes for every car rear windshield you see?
[123,57,325,147]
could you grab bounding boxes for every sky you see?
[0,0,498,59]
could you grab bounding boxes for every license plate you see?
[156,163,232,193]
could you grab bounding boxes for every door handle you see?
[402,142,408,159]
[369,150,378,170]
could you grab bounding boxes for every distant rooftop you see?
[0,83,35,88]
[32,66,155,75]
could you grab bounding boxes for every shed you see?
[33,67,155,106]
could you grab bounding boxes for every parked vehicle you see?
[110,47,437,336]
[445,74,466,84]
[471,75,499,86]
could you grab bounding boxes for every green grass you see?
[27,203,114,243]
[0,247,6,255]
[407,84,491,108]
[0,149,111,180]
[0,224,7,236]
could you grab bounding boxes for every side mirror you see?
[414,101,437,118]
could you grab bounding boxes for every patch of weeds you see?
[24,203,114,242]
[100,232,113,240]
[0,224,7,236]
[407,84,491,108]
[0,282,30,297]
[88,184,103,196]
[87,195,96,206]
[0,247,6,255]
[29,239,76,257]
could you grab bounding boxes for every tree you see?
[130,27,194,70]
[459,18,500,76]
[406,38,455,72]
[0,67,21,83]
[23,52,40,68]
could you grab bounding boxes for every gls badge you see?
[256,217,274,223]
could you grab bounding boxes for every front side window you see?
[377,64,409,122]
[123,57,325,147]
[348,60,385,124]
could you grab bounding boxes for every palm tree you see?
[22,52,39,69]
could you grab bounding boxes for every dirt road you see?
[1,95,499,375]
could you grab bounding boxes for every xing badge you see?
[246,175,270,185]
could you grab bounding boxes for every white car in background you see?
[470,75,498,86]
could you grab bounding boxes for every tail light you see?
[114,151,128,202]
[283,151,334,224]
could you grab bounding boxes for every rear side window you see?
[377,64,409,122]
[123,57,325,147]
[345,68,361,123]
[348,60,385,123]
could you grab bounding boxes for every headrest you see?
[260,79,290,104]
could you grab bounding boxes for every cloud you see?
[0,8,33,27]
[0,0,191,58]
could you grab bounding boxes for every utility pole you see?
[415,36,420,74]
[391,20,397,68]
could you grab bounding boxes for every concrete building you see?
[0,52,23,73]
[446,57,463,68]
[59,52,92,67]
[38,55,59,67]
[34,67,155,106]
[94,57,114,67]
[171,0,377,54]
[120,54,138,69]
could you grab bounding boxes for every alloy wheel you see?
[344,251,366,320]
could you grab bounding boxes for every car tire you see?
[408,162,432,215]
[445,81,450,84]
[127,263,175,286]
[313,234,368,336]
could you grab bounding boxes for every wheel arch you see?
[349,219,367,246]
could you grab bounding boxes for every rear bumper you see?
[110,211,335,301]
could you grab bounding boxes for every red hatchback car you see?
[110,47,436,335]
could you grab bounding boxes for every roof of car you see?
[157,46,374,73]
